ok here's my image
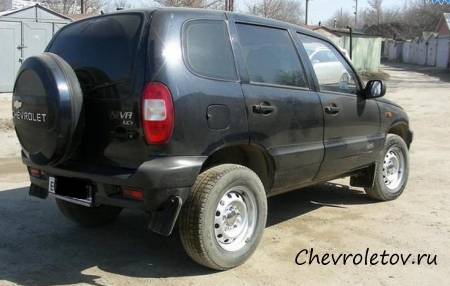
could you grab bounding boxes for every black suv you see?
[12,8,412,270]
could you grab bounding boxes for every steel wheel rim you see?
[340,73,349,83]
[214,186,257,252]
[382,146,405,192]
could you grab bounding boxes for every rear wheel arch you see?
[201,145,274,192]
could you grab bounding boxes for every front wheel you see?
[365,134,410,201]
[179,164,267,270]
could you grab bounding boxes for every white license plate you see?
[48,176,56,193]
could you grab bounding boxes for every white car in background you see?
[308,47,351,88]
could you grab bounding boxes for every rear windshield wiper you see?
[92,79,129,91]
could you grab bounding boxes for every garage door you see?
[436,37,449,68]
[22,22,53,60]
[0,22,21,93]
[0,21,56,93]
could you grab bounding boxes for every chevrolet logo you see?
[13,100,22,110]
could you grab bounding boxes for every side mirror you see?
[365,80,386,99]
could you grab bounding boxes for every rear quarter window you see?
[183,20,237,81]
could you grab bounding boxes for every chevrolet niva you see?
[12,8,412,270]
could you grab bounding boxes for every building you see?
[384,13,450,68]
[0,4,72,92]
[435,13,450,68]
[305,25,382,72]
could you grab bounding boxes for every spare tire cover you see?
[12,53,83,166]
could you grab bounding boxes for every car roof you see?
[104,7,333,43]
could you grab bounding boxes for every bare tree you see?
[40,0,110,14]
[358,5,401,33]
[401,0,450,37]
[154,0,223,8]
[358,0,450,39]
[0,0,9,12]
[41,0,77,14]
[366,0,383,28]
[84,0,110,13]
[246,0,304,25]
[104,0,132,12]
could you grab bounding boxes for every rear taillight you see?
[122,188,144,200]
[141,82,174,145]
[28,167,41,178]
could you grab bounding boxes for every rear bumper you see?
[23,155,207,212]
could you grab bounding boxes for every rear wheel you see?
[56,199,123,227]
[365,134,409,201]
[179,164,267,270]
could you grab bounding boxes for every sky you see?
[130,1,423,26]
[304,0,401,25]
[233,0,403,26]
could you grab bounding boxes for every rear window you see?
[47,14,143,97]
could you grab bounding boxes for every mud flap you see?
[350,164,376,188]
[29,183,48,199]
[148,196,182,236]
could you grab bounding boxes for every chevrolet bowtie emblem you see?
[13,100,22,110]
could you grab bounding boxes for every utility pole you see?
[305,0,312,25]
[353,0,358,29]
[225,0,234,11]
[81,0,85,14]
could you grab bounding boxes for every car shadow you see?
[0,183,376,284]
[266,182,376,228]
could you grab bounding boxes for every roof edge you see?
[0,4,72,21]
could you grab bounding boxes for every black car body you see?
[12,8,412,270]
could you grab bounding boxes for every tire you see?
[56,199,123,227]
[12,53,83,166]
[179,164,267,270]
[364,134,409,201]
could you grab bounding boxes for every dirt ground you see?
[0,63,449,285]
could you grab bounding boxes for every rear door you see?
[47,13,147,168]
[233,22,324,193]
[297,33,383,180]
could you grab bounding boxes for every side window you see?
[184,20,237,81]
[298,33,358,95]
[236,23,308,88]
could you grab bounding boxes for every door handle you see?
[324,105,340,115]
[253,102,276,115]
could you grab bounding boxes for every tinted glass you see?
[236,24,308,88]
[297,33,357,94]
[184,20,237,80]
[48,14,142,97]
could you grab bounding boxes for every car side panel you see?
[147,11,249,157]
[315,92,384,180]
[241,84,325,190]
